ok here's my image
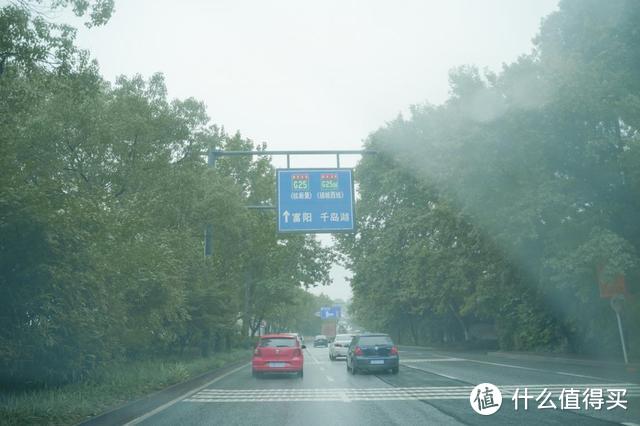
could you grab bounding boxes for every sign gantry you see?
[206,149,374,236]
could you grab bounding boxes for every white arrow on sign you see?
[282,210,290,223]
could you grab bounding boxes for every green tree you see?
[339,0,640,356]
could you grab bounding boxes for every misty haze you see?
[1,1,639,425]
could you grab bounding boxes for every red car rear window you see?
[259,338,296,347]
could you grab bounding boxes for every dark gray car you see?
[346,334,399,374]
[313,335,328,347]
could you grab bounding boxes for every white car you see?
[329,334,354,360]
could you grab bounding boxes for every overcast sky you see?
[68,0,559,301]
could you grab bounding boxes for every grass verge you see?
[0,349,251,426]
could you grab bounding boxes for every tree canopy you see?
[338,0,640,356]
[0,0,332,384]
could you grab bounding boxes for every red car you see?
[252,334,305,378]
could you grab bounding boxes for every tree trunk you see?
[408,315,419,344]
[449,302,470,341]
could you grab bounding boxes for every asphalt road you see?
[129,345,640,426]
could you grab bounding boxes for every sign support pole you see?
[616,312,628,364]
[610,294,628,364]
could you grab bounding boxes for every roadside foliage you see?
[338,0,640,356]
[0,1,332,385]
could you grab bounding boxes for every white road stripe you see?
[402,363,463,381]
[185,396,473,402]
[464,359,613,381]
[192,388,640,398]
[124,363,250,424]
[428,352,616,382]
[186,384,640,403]
[196,384,638,392]
[326,375,335,382]
[553,371,609,379]
[305,348,321,365]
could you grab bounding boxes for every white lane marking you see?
[326,376,335,382]
[319,366,326,371]
[402,363,463,381]
[186,396,471,402]
[429,352,617,382]
[185,383,640,403]
[553,371,611,379]
[124,363,250,425]
[465,359,613,381]
[194,385,640,393]
[305,349,321,365]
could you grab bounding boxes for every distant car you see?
[329,334,354,360]
[287,333,304,345]
[346,333,399,374]
[313,335,328,347]
[252,334,305,378]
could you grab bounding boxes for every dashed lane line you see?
[428,352,621,382]
[402,363,466,382]
[465,359,614,382]
[305,348,321,365]
[401,358,464,363]
[554,371,612,380]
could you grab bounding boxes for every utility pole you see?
[243,269,251,338]
[204,148,216,258]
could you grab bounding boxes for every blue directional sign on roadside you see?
[332,305,341,319]
[277,169,355,233]
[320,306,341,320]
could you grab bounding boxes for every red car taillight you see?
[354,346,363,356]
[293,348,302,357]
[390,346,398,355]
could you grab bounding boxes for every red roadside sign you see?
[596,264,626,298]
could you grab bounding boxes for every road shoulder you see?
[78,360,249,426]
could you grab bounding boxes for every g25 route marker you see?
[277,169,355,233]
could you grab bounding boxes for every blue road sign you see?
[277,169,355,233]
[332,305,341,319]
[320,306,341,320]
